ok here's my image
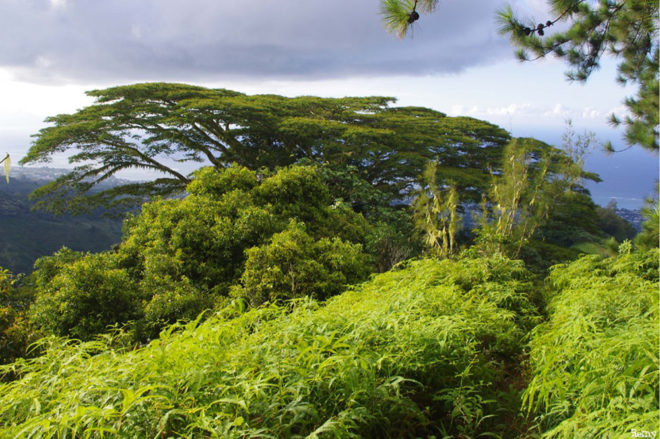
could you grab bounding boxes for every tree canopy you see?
[21,83,510,213]
[381,0,659,151]
[27,165,374,340]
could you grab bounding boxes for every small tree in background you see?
[412,161,460,259]
[0,268,40,365]
[475,139,552,258]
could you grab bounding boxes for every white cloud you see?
[49,0,67,10]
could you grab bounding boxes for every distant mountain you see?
[0,167,128,274]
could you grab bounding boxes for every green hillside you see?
[0,250,656,437]
[0,86,656,438]
[0,174,123,274]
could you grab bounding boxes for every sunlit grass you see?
[0,255,535,438]
[524,249,659,437]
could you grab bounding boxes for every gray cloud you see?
[0,0,513,84]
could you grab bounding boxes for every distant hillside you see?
[0,167,127,274]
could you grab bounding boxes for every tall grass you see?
[524,248,659,437]
[0,255,535,438]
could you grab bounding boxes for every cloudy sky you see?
[0,0,656,207]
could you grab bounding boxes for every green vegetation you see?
[1,84,656,437]
[525,248,659,436]
[27,165,373,341]
[20,83,510,214]
[0,254,538,438]
[0,268,40,365]
[636,185,659,250]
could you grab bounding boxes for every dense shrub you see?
[117,165,370,297]
[28,165,373,340]
[233,220,372,306]
[30,253,142,340]
[524,248,659,437]
[0,255,535,438]
[0,269,40,365]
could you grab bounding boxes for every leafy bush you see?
[524,248,659,437]
[313,162,421,271]
[27,165,373,340]
[233,220,372,306]
[0,269,41,366]
[117,165,370,297]
[0,255,535,438]
[30,253,142,341]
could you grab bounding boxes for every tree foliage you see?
[635,183,659,249]
[28,165,374,340]
[381,0,659,151]
[411,161,461,258]
[596,199,638,242]
[0,268,40,365]
[21,83,510,214]
[497,0,659,150]
[232,220,371,307]
[474,138,584,258]
[30,253,142,341]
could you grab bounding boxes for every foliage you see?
[0,268,41,365]
[524,248,659,436]
[232,221,372,306]
[596,200,638,243]
[475,137,602,259]
[30,252,142,341]
[475,139,554,258]
[28,165,373,340]
[20,83,510,214]
[0,254,536,438]
[536,189,602,247]
[118,164,370,293]
[497,0,659,150]
[30,247,85,291]
[635,184,659,250]
[313,162,421,271]
[412,161,461,258]
[381,0,440,37]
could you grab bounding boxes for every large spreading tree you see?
[21,83,510,213]
[381,0,659,151]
